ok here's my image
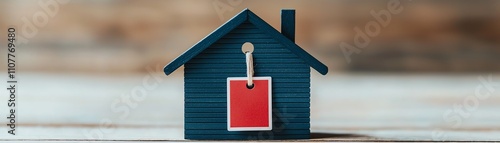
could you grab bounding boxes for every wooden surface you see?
[1,72,500,142]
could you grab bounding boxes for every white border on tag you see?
[227,77,272,131]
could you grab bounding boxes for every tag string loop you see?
[245,51,254,87]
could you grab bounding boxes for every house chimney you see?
[281,9,295,42]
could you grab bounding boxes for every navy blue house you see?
[163,9,328,140]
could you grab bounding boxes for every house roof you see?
[163,8,328,75]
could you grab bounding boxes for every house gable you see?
[163,9,328,76]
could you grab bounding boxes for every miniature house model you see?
[163,9,328,140]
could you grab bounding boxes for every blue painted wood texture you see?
[184,21,311,140]
[162,8,330,140]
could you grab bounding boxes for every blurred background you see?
[0,0,500,141]
[1,0,500,73]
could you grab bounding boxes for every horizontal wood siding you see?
[184,21,310,140]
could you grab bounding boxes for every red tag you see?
[227,77,272,131]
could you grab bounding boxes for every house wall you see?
[183,21,311,140]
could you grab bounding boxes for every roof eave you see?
[163,9,249,75]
